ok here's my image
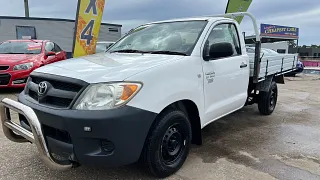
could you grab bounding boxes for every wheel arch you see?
[174,100,202,145]
[256,75,278,92]
[149,99,202,146]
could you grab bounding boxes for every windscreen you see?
[96,43,107,53]
[96,43,113,53]
[0,41,42,54]
[108,20,208,55]
[263,48,278,54]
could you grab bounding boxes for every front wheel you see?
[258,81,278,115]
[143,109,192,178]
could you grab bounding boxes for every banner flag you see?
[72,0,106,57]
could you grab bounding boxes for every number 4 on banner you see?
[81,19,95,46]
[72,0,106,57]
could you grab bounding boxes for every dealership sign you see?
[73,0,106,57]
[260,24,299,39]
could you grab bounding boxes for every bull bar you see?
[0,98,72,170]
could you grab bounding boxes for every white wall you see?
[261,41,289,54]
[0,18,122,52]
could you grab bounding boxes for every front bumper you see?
[0,98,72,170]
[0,69,32,88]
[1,95,157,169]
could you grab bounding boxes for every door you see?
[44,42,58,64]
[52,43,66,62]
[202,23,249,125]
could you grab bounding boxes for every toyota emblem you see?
[38,81,48,95]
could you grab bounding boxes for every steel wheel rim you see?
[160,123,187,165]
[270,88,277,109]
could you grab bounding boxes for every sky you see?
[1,0,319,45]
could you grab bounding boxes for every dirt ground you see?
[0,73,319,180]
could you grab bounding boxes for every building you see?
[261,41,289,54]
[0,16,122,58]
[289,46,320,67]
[289,46,320,58]
[245,23,299,54]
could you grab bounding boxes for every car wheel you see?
[143,108,192,178]
[258,81,278,115]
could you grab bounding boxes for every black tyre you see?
[143,109,192,178]
[258,81,278,115]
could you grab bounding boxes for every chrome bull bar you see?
[0,98,72,170]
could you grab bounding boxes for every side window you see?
[16,26,37,39]
[277,49,285,54]
[45,42,54,52]
[54,43,62,52]
[204,23,241,59]
[230,24,241,55]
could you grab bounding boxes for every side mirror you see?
[204,42,234,61]
[45,51,56,56]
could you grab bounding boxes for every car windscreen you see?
[96,43,113,53]
[263,49,278,54]
[108,20,208,56]
[260,49,277,55]
[0,41,42,54]
[96,43,107,53]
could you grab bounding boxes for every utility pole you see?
[24,0,29,17]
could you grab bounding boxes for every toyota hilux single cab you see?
[1,12,297,178]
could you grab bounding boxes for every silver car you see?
[96,41,115,53]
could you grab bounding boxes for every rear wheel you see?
[258,81,278,115]
[143,109,192,178]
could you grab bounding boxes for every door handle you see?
[240,63,247,68]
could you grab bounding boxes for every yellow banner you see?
[73,0,106,57]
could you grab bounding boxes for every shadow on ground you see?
[0,88,23,96]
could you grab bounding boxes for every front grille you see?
[31,76,82,92]
[46,96,73,107]
[0,66,9,71]
[28,90,38,100]
[25,73,87,108]
[0,73,11,85]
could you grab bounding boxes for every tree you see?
[288,40,297,47]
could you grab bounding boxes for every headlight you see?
[13,62,34,71]
[74,82,142,110]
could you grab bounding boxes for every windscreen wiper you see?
[147,51,187,56]
[110,49,147,54]
[110,49,188,56]
[0,52,23,54]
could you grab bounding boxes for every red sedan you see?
[0,40,67,88]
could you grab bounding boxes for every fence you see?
[301,59,320,67]
[300,56,320,61]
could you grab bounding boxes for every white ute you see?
[1,12,297,178]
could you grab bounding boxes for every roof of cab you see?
[147,16,231,25]
[5,39,46,43]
